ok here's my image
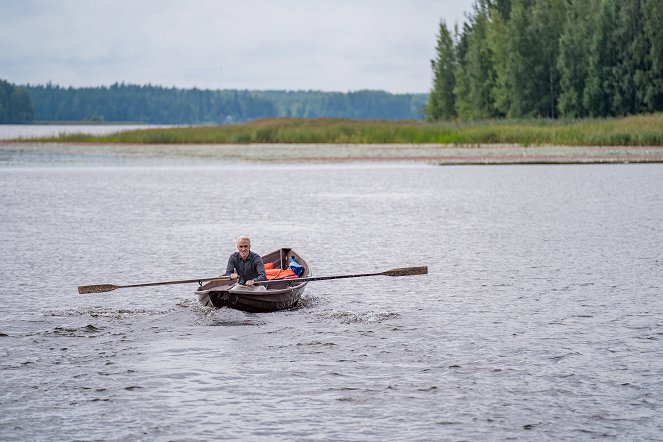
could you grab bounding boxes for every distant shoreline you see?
[4,114,663,165]
[13,115,663,147]
[2,141,662,165]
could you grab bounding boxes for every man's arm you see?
[225,253,237,276]
[254,256,266,282]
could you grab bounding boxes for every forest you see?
[22,83,427,124]
[425,0,663,121]
[0,79,33,123]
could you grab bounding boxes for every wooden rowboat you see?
[196,248,311,313]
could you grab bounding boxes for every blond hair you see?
[236,235,251,245]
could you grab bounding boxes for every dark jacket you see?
[225,251,266,284]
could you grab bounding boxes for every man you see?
[225,236,266,287]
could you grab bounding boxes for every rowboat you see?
[196,248,311,313]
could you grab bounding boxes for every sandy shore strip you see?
[2,142,663,165]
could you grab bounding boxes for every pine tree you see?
[488,1,512,116]
[453,22,474,119]
[584,0,619,117]
[529,0,567,118]
[643,0,663,111]
[612,0,648,115]
[558,0,596,118]
[462,1,499,119]
[504,0,537,117]
[425,21,457,121]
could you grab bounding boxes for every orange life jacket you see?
[265,268,298,280]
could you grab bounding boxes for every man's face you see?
[237,239,250,259]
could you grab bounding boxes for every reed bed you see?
[22,113,663,146]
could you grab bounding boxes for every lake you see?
[0,123,181,140]
[0,147,662,440]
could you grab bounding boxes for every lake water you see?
[1,148,662,440]
[0,124,179,140]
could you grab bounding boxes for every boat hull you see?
[196,248,310,313]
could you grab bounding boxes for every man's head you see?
[236,235,251,259]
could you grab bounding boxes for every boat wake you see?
[40,324,106,337]
[289,293,324,310]
[316,310,400,324]
[44,307,174,318]
[194,305,267,327]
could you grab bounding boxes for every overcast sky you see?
[1,0,475,93]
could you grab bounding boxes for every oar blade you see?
[78,284,118,294]
[382,266,428,277]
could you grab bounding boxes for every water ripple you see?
[1,163,662,440]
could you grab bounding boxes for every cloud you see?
[0,0,473,92]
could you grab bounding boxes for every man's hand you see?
[231,272,239,280]
[246,279,255,287]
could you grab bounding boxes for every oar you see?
[255,266,428,286]
[78,276,231,294]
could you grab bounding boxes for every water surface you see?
[1,156,661,440]
[0,123,179,140]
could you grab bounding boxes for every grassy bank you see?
[21,113,663,146]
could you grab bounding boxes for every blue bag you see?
[289,256,305,276]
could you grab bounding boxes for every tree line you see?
[0,79,34,123]
[425,0,663,121]
[21,82,426,124]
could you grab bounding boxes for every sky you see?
[0,0,475,94]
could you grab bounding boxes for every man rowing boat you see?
[224,235,266,287]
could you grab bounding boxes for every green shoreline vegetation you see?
[20,113,663,146]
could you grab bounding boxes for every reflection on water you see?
[0,160,662,440]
